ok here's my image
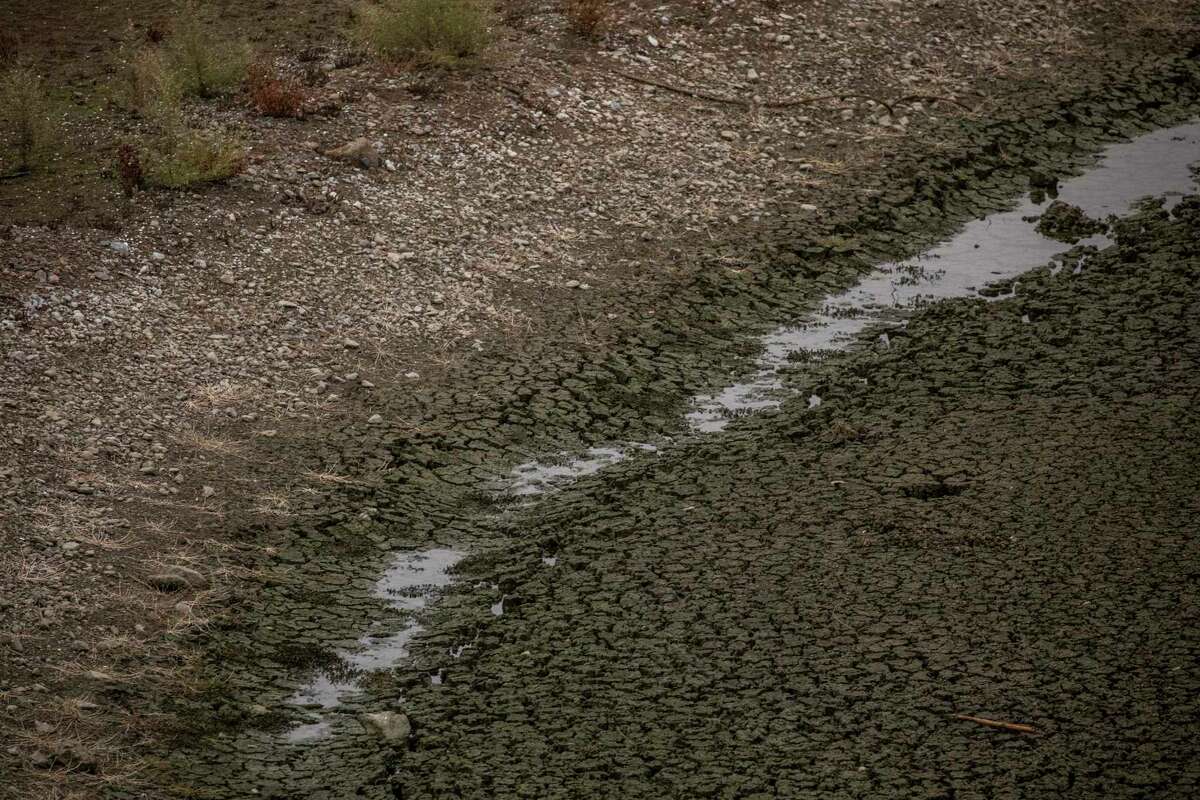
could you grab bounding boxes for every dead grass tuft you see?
[1124,0,1199,35]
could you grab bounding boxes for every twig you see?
[954,714,1038,734]
[611,67,974,116]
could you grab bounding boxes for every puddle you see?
[687,121,1200,432]
[282,548,465,742]
[504,442,659,497]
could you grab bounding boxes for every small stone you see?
[325,138,383,169]
[367,414,384,425]
[343,338,360,349]
[147,565,209,592]
[106,240,131,255]
[359,711,410,741]
[219,271,236,285]
[719,130,738,141]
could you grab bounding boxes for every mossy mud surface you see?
[150,52,1200,799]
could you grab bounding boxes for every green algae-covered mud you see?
[150,51,1200,800]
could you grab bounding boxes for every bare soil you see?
[1,1,1196,798]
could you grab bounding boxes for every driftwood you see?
[611,67,973,117]
[954,714,1038,734]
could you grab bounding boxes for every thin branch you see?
[954,714,1038,734]
[610,67,974,116]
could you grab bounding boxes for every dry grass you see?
[251,489,298,518]
[173,427,247,459]
[353,0,493,67]
[187,380,258,411]
[1124,0,1199,35]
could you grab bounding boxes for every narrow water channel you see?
[279,119,1200,746]
[687,120,1200,431]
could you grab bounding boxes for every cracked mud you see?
[148,53,1200,800]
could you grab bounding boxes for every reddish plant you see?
[116,143,143,196]
[565,0,612,37]
[246,62,307,118]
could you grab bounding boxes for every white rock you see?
[359,711,410,741]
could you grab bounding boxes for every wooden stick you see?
[611,68,974,115]
[954,714,1038,734]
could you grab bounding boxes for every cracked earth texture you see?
[387,194,1200,800]
[148,51,1200,800]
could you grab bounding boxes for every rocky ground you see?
[1,1,1198,798]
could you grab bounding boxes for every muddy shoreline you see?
[133,47,1200,800]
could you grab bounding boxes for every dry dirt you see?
[0,1,1195,798]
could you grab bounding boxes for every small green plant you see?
[141,128,244,188]
[0,66,59,173]
[352,0,493,67]
[125,46,182,119]
[166,1,251,98]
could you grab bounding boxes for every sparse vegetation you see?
[141,128,245,189]
[247,62,308,118]
[352,0,493,67]
[124,46,182,119]
[166,1,252,98]
[122,1,250,113]
[0,29,20,68]
[116,143,144,196]
[0,66,60,174]
[564,0,612,37]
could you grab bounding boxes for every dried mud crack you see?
[145,52,1200,800]
[387,196,1200,799]
[3,3,1200,799]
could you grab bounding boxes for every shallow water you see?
[686,121,1200,432]
[504,442,659,497]
[283,548,465,742]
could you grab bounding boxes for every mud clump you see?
[1032,200,1108,242]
